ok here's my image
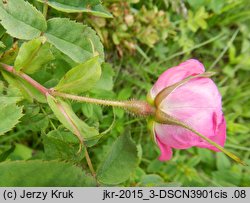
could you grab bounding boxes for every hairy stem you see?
[52,91,128,108]
[51,91,155,116]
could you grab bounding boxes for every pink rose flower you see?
[149,59,226,161]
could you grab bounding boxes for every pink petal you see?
[155,123,200,149]
[214,116,226,146]
[150,59,205,98]
[155,77,226,152]
[159,78,223,139]
[155,110,226,152]
[155,114,226,152]
[151,59,227,160]
[159,78,221,111]
[197,115,226,151]
[156,136,173,161]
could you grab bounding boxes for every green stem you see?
[43,0,49,19]
[52,91,128,108]
[84,147,98,184]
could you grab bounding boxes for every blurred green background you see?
[0,0,250,186]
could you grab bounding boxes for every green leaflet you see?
[55,56,101,94]
[37,0,112,18]
[0,0,47,40]
[0,103,23,136]
[0,81,23,103]
[0,96,21,105]
[0,82,23,136]
[47,95,100,145]
[45,18,104,63]
[0,160,95,186]
[22,113,49,132]
[94,63,115,91]
[97,133,139,185]
[40,0,101,8]
[43,129,85,162]
[14,37,54,74]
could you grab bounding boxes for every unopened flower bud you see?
[148,59,226,161]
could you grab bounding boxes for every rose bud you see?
[148,59,227,161]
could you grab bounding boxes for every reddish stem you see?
[1,63,155,116]
[0,63,48,95]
